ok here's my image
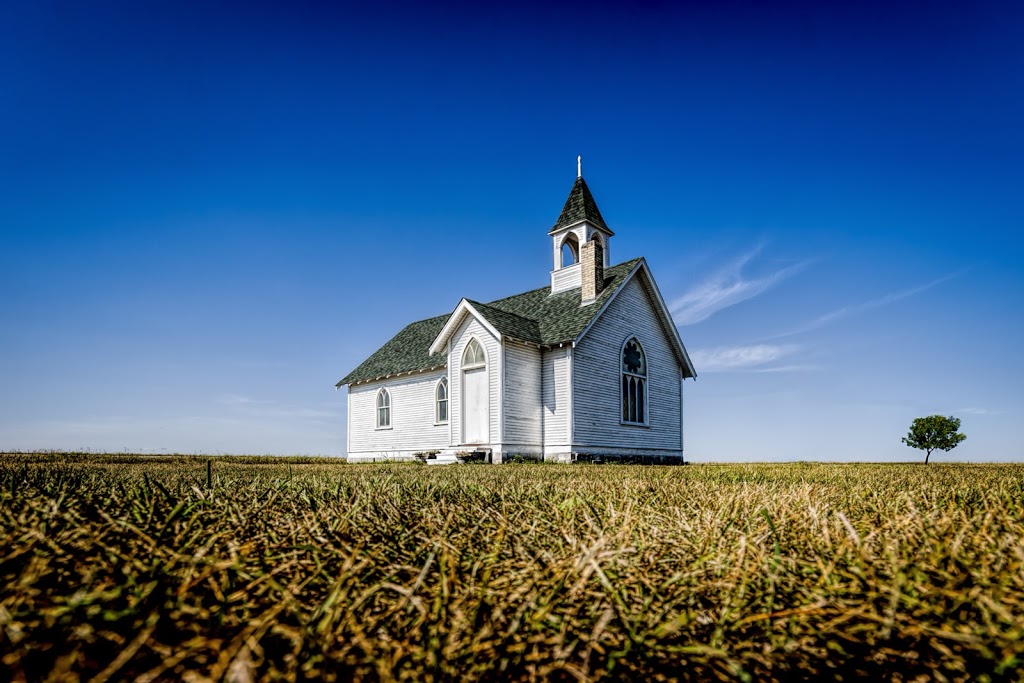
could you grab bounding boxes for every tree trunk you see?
[925,450,931,465]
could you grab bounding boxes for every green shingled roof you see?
[550,176,613,235]
[463,300,541,343]
[337,258,643,386]
[475,258,641,343]
[337,314,448,387]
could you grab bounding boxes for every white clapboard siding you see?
[573,275,683,454]
[347,370,449,458]
[542,346,571,449]
[502,340,542,447]
[450,316,501,447]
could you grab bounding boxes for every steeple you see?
[549,159,613,296]
[549,175,613,236]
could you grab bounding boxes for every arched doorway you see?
[461,338,488,444]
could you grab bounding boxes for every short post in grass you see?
[206,459,212,489]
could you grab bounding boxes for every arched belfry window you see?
[436,378,449,424]
[376,388,391,429]
[463,338,486,368]
[560,233,579,267]
[621,337,648,424]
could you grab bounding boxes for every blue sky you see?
[2,1,1021,460]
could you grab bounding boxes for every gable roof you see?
[470,258,640,344]
[576,261,697,379]
[337,314,448,387]
[338,258,643,386]
[462,300,541,343]
[549,176,613,235]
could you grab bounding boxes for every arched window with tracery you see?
[621,337,648,424]
[376,388,391,429]
[463,338,486,368]
[436,378,449,424]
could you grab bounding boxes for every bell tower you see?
[549,157,614,296]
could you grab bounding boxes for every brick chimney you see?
[580,238,604,304]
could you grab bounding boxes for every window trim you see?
[435,377,449,425]
[375,387,392,430]
[620,336,649,426]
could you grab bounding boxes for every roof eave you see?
[548,219,615,237]
[573,258,696,379]
[340,364,449,389]
[635,260,697,379]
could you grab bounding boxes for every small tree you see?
[902,415,966,464]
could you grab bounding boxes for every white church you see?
[338,161,697,463]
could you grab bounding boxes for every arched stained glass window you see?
[463,338,486,368]
[621,337,648,424]
[376,388,391,428]
[436,378,449,424]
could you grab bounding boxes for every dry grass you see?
[2,454,1023,681]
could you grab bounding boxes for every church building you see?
[337,161,697,463]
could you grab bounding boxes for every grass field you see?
[2,454,1023,681]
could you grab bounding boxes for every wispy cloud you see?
[690,343,803,372]
[670,245,810,325]
[229,359,291,369]
[217,394,270,405]
[952,407,999,416]
[1,406,342,454]
[769,270,965,339]
[217,394,337,420]
[748,364,820,374]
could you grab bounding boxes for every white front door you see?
[462,367,488,444]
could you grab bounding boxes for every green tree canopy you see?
[902,415,966,464]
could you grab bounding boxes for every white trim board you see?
[429,299,503,355]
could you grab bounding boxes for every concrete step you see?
[425,451,460,466]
